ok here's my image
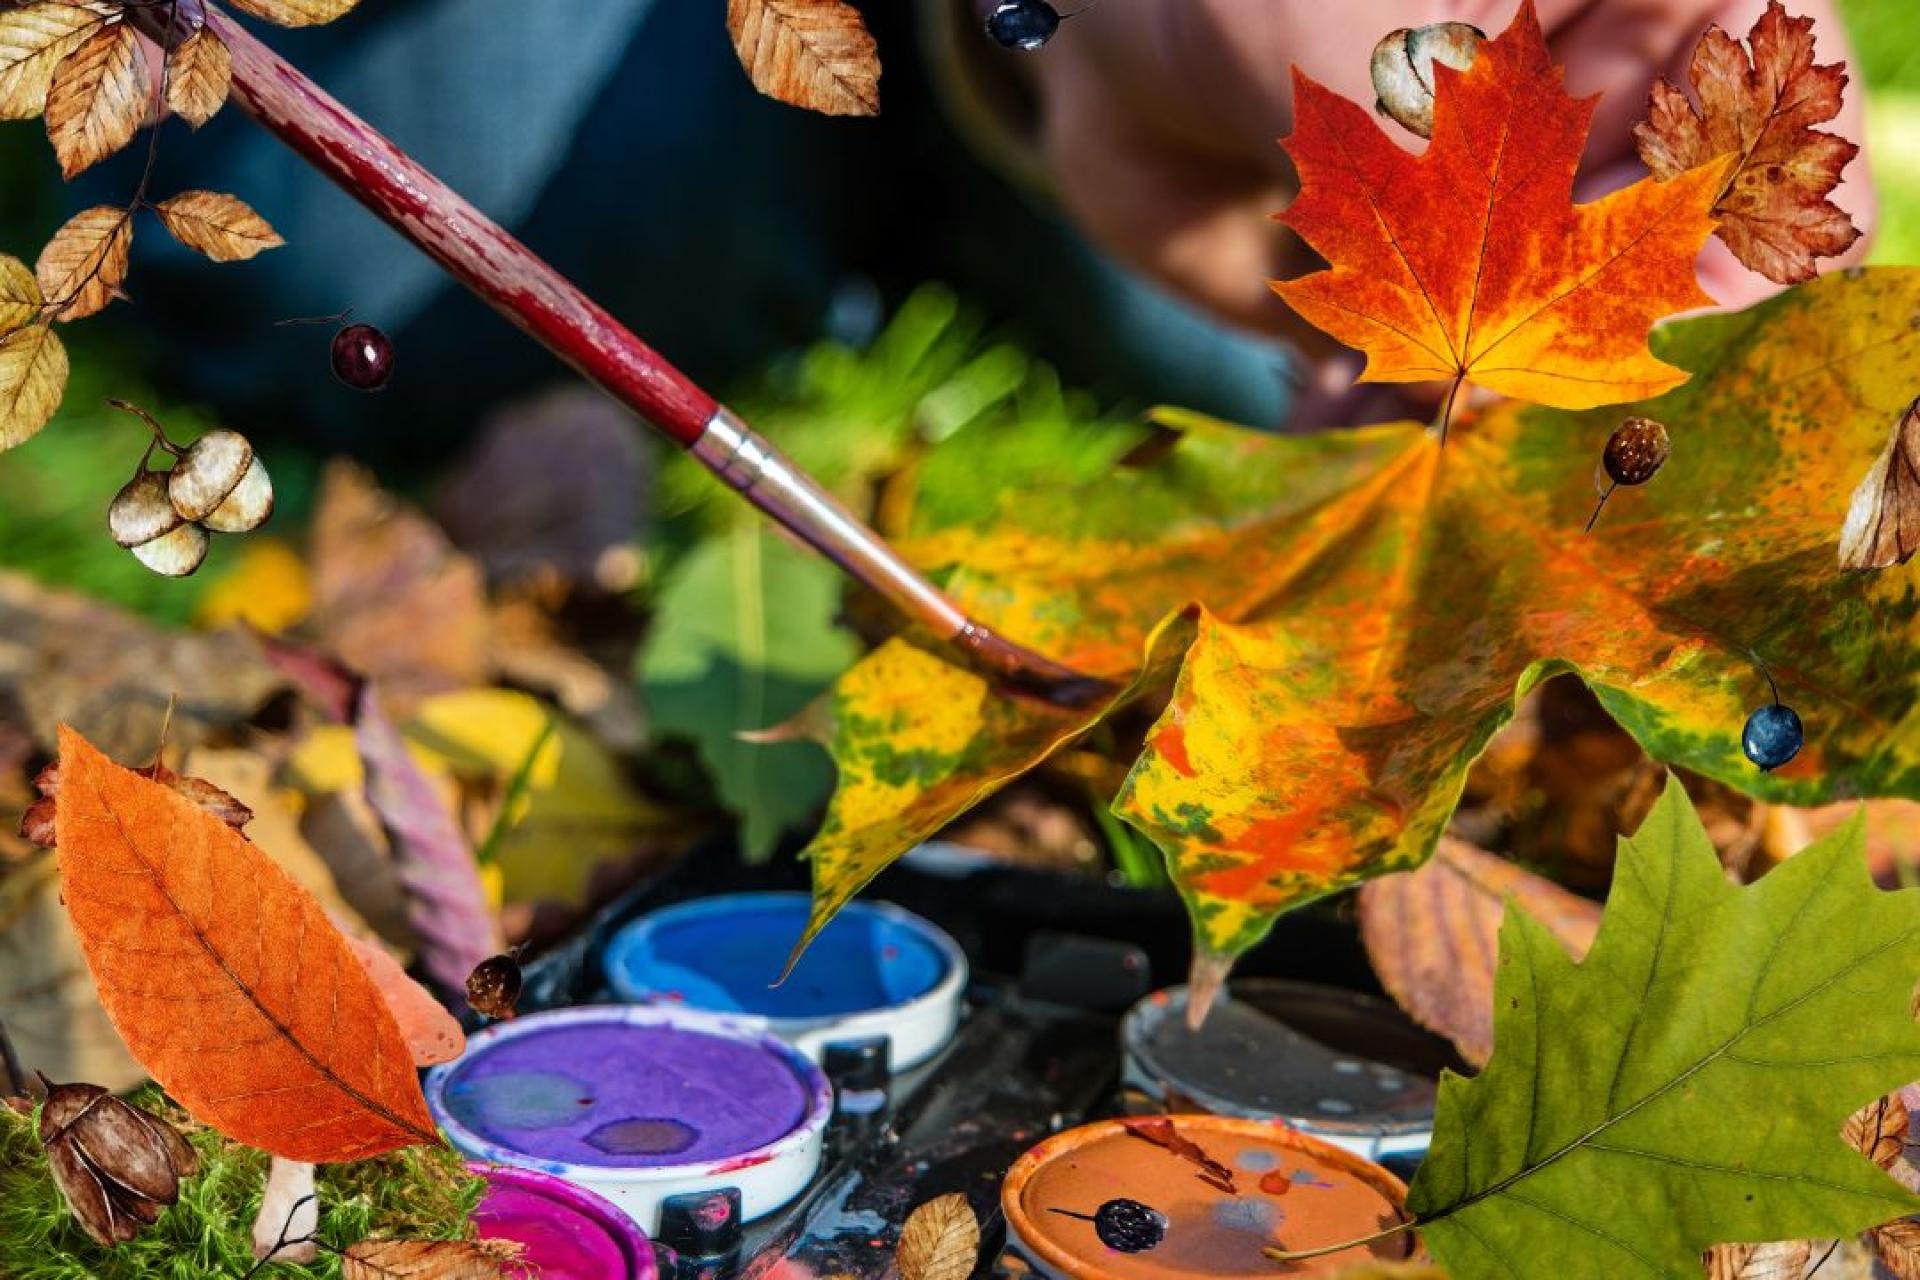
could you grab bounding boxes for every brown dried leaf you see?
[45,20,148,180]
[0,3,109,122]
[0,322,68,451]
[165,29,230,128]
[23,756,252,849]
[726,0,878,117]
[1702,1240,1814,1279]
[1845,1092,1910,1171]
[224,0,364,28]
[1634,0,1859,285]
[153,190,283,262]
[36,205,130,322]
[1120,1116,1237,1193]
[345,935,464,1067]
[0,254,41,335]
[309,460,490,702]
[1358,837,1602,1067]
[1875,1218,1920,1280]
[343,1239,516,1279]
[897,1193,980,1280]
[1840,396,1920,572]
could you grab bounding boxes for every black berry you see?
[1094,1198,1166,1254]
[986,0,1060,51]
[1602,416,1670,487]
[1742,702,1803,772]
[465,952,523,1020]
[331,322,395,391]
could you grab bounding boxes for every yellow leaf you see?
[36,204,130,322]
[0,323,67,450]
[44,20,147,179]
[154,190,285,263]
[726,0,878,118]
[195,537,314,632]
[0,254,41,334]
[287,689,672,906]
[0,2,108,122]
[224,0,364,28]
[165,29,230,128]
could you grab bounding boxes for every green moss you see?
[0,1091,484,1280]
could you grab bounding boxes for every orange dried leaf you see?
[344,934,464,1068]
[1274,0,1728,412]
[24,756,253,849]
[51,725,438,1161]
[35,205,130,322]
[153,190,284,263]
[1876,1219,1920,1280]
[1841,396,1920,571]
[1703,1241,1815,1279]
[44,20,146,180]
[726,0,878,118]
[1635,0,1859,286]
[0,3,108,122]
[1845,1092,1910,1171]
[165,30,231,129]
[343,1239,518,1280]
[1358,838,1599,1066]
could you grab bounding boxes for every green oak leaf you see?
[1398,777,1920,1278]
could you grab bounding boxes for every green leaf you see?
[641,525,858,859]
[1401,777,1920,1278]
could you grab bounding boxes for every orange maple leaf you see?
[1273,0,1732,415]
[1634,0,1861,286]
[51,725,439,1162]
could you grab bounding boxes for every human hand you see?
[1018,0,1873,350]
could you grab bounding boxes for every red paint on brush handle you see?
[135,6,716,444]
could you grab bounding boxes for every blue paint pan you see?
[604,892,966,1070]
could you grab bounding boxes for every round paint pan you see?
[603,892,967,1070]
[1001,1116,1412,1280]
[1122,980,1446,1164]
[468,1163,657,1280]
[426,1005,833,1234]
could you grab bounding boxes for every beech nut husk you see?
[167,429,255,523]
[108,470,183,548]
[202,455,273,533]
[37,1074,197,1247]
[1371,21,1485,139]
[131,520,210,578]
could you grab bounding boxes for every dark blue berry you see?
[331,323,394,391]
[1742,702,1803,771]
[1094,1198,1166,1253]
[986,0,1060,51]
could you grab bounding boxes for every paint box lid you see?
[1001,1116,1413,1280]
[603,892,967,1069]
[1121,981,1441,1162]
[426,1005,832,1235]
[469,1163,657,1280]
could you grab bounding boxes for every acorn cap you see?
[131,521,210,578]
[202,455,273,533]
[167,430,254,523]
[108,471,183,548]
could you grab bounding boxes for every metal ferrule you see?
[690,406,970,639]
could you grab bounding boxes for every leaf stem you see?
[1434,372,1465,445]
[107,397,183,459]
[1584,483,1615,534]
[1262,1217,1418,1263]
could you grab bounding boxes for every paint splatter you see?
[1121,1116,1237,1193]
[585,1116,700,1157]
[1259,1169,1292,1196]
[1212,1198,1280,1234]
[447,1071,593,1130]
[1235,1148,1281,1173]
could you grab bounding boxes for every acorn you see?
[37,1074,199,1247]
[1586,416,1672,533]
[110,471,210,577]
[130,521,211,577]
[1371,22,1485,139]
[167,429,272,532]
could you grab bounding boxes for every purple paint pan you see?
[468,1163,656,1280]
[427,1005,833,1234]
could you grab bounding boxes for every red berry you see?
[331,323,394,391]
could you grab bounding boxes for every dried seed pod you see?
[36,1076,196,1247]
[167,429,255,523]
[129,520,210,578]
[465,952,524,1021]
[108,471,183,548]
[202,455,273,533]
[1371,22,1485,139]
[1602,416,1671,487]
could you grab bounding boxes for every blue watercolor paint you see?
[1211,1199,1280,1233]
[606,893,950,1019]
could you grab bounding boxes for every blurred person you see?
[112,0,1869,456]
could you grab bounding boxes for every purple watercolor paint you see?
[469,1164,656,1280]
[442,1021,810,1168]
